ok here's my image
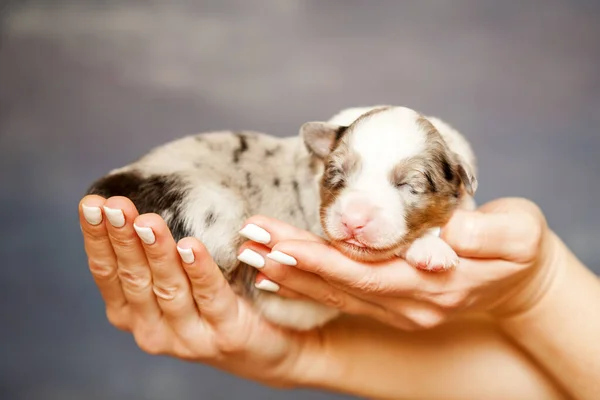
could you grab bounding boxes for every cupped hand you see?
[78,195,321,387]
[239,197,559,330]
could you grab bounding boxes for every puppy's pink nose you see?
[341,201,374,234]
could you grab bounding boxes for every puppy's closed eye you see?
[392,168,431,195]
[395,180,428,195]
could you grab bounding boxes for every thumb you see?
[440,206,543,262]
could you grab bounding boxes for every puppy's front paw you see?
[405,236,459,272]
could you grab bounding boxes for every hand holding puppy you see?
[238,197,557,330]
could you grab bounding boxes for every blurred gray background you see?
[1,0,599,399]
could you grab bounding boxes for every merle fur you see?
[233,133,249,163]
[86,171,192,241]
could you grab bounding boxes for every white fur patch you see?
[325,107,428,249]
[254,292,340,331]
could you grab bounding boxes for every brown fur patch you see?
[393,116,464,246]
[317,136,363,231]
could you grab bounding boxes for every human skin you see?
[78,195,581,399]
[242,197,600,399]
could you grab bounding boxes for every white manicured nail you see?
[255,279,280,292]
[177,246,195,264]
[82,204,102,225]
[133,224,155,245]
[237,249,265,268]
[239,224,271,244]
[103,206,125,227]
[267,250,297,266]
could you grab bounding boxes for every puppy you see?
[86,105,478,330]
[308,105,477,269]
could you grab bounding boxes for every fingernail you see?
[267,250,297,266]
[82,204,102,225]
[177,246,195,264]
[255,279,280,292]
[239,224,271,244]
[133,224,155,245]
[237,248,265,269]
[103,206,125,227]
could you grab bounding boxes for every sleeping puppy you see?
[309,105,477,270]
[86,105,478,331]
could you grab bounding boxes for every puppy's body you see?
[88,131,337,330]
[87,106,478,330]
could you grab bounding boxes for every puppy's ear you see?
[300,122,347,159]
[453,155,478,196]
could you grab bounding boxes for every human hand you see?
[77,195,322,387]
[238,197,559,330]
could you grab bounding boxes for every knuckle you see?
[88,259,117,279]
[187,267,228,307]
[191,284,219,306]
[145,250,172,265]
[320,291,346,309]
[108,233,140,249]
[84,228,108,242]
[134,329,165,356]
[407,310,445,330]
[188,273,211,289]
[459,217,484,254]
[152,284,180,301]
[267,264,290,282]
[518,215,545,261]
[118,268,152,291]
[106,309,129,331]
[214,333,248,355]
[435,292,466,310]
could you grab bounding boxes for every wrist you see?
[494,232,600,400]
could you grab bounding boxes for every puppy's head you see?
[301,106,477,262]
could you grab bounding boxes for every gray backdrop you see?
[1,1,599,399]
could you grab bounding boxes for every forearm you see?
[297,314,565,400]
[499,232,600,400]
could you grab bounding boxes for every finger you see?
[102,196,161,322]
[239,241,387,317]
[268,239,429,295]
[381,298,447,330]
[132,213,200,329]
[441,204,544,261]
[79,195,128,314]
[268,239,518,308]
[254,272,313,301]
[177,237,241,330]
[257,270,424,331]
[239,214,327,249]
[269,239,530,320]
